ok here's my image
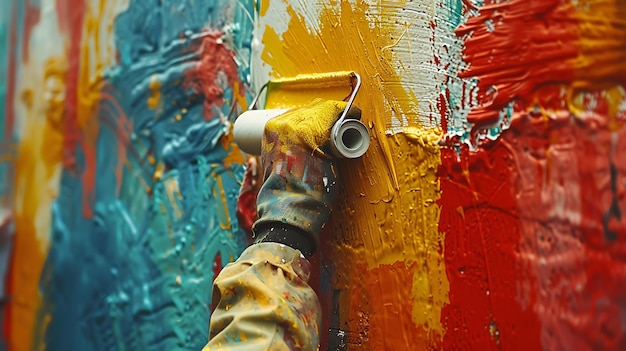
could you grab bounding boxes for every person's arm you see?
[203,99,358,350]
[204,243,319,350]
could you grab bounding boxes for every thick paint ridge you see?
[456,0,626,129]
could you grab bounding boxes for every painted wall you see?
[1,0,625,350]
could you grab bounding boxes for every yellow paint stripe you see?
[260,0,449,343]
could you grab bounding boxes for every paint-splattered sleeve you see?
[203,242,321,351]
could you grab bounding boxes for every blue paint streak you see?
[40,0,254,350]
[444,0,463,29]
[0,1,11,197]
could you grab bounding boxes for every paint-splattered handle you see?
[253,99,350,256]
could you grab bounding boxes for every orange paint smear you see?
[349,262,432,350]
[9,56,68,351]
[147,75,162,109]
[11,174,48,351]
[7,0,121,348]
[75,0,118,217]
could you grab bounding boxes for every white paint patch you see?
[360,0,473,133]
[252,0,328,92]
[14,0,63,139]
[386,0,439,129]
[261,0,291,38]
[250,22,270,92]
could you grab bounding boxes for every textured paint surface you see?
[3,0,253,350]
[438,1,626,350]
[2,0,626,350]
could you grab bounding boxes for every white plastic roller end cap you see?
[329,119,370,159]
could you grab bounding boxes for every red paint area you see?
[57,0,85,166]
[457,1,626,129]
[439,141,542,350]
[456,1,579,128]
[209,252,223,313]
[54,0,95,217]
[440,86,626,349]
[451,1,626,346]
[184,32,242,120]
[235,157,260,241]
[510,96,626,351]
[213,251,223,279]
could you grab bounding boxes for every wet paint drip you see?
[431,0,475,140]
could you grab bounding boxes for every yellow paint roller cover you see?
[264,98,359,156]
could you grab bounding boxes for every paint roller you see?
[233,71,370,158]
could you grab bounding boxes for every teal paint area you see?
[0,0,14,198]
[0,1,9,141]
[39,0,254,350]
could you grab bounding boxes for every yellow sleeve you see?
[203,242,321,351]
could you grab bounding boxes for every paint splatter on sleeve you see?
[205,242,321,351]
